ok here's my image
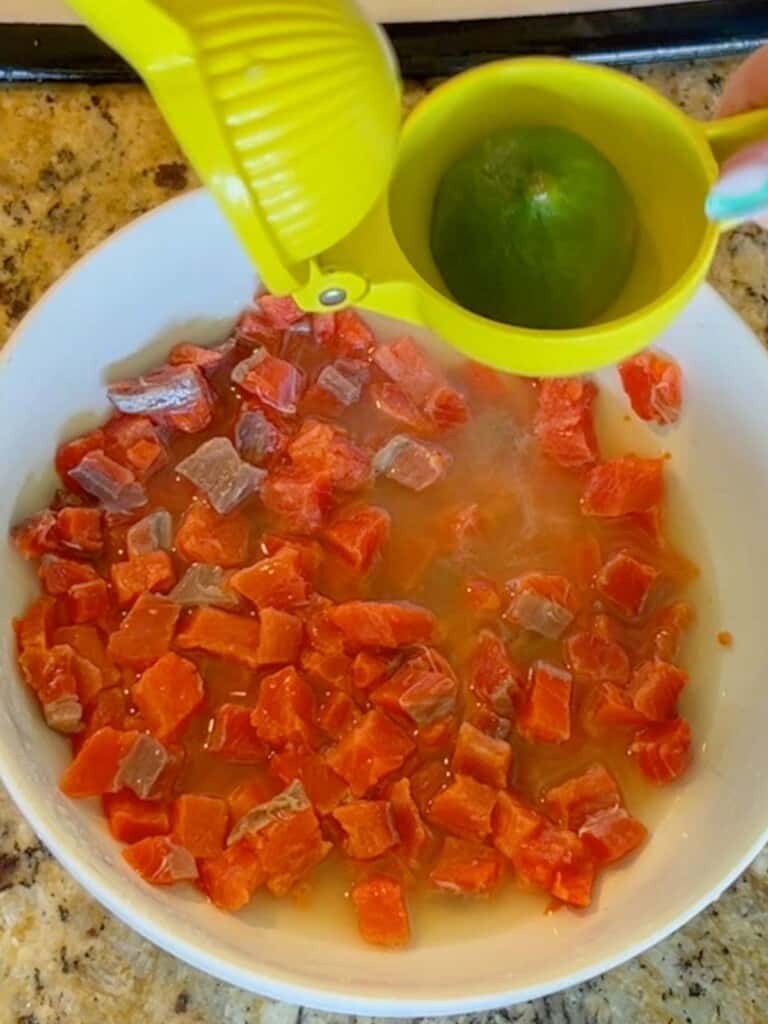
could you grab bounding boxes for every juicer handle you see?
[705,107,768,166]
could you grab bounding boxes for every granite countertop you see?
[1,58,768,1024]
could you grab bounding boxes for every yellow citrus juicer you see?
[67,0,768,376]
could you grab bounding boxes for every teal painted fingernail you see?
[706,164,768,222]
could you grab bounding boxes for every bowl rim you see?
[1,188,767,1016]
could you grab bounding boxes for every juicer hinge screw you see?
[319,287,347,306]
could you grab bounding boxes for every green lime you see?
[430,125,637,330]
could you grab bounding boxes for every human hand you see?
[707,45,768,227]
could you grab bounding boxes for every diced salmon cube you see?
[228,778,278,823]
[103,414,168,477]
[235,404,291,465]
[564,631,630,686]
[287,421,372,493]
[126,509,173,559]
[631,659,687,721]
[269,750,347,815]
[69,651,104,713]
[543,764,621,830]
[23,643,83,733]
[300,649,353,689]
[261,534,325,580]
[198,840,265,911]
[332,801,399,859]
[409,759,450,814]
[108,365,213,434]
[387,778,432,868]
[451,722,512,789]
[399,672,457,728]
[327,709,414,797]
[430,837,503,896]
[371,381,431,432]
[371,663,453,724]
[206,704,265,764]
[374,336,443,405]
[303,359,368,418]
[492,791,544,859]
[468,706,512,741]
[56,430,106,490]
[60,726,140,798]
[39,556,98,595]
[352,651,390,690]
[630,718,692,784]
[582,456,664,517]
[323,505,390,574]
[619,350,682,426]
[579,806,647,865]
[249,805,330,896]
[107,594,181,669]
[317,691,360,740]
[171,793,229,859]
[469,630,523,716]
[505,572,580,638]
[428,773,497,840]
[424,385,469,431]
[133,652,204,740]
[230,547,309,609]
[122,835,198,885]
[261,466,333,534]
[53,624,120,694]
[67,579,111,624]
[518,662,572,744]
[259,293,304,328]
[351,875,410,947]
[302,596,346,654]
[311,311,336,348]
[535,377,599,470]
[11,510,62,559]
[168,342,231,375]
[103,791,171,844]
[581,682,648,736]
[175,607,261,668]
[255,607,303,666]
[596,551,659,619]
[82,687,129,738]
[175,501,250,568]
[236,308,281,348]
[251,666,315,747]
[513,826,595,907]
[463,576,501,614]
[644,602,693,662]
[69,450,147,514]
[333,309,375,358]
[374,435,452,492]
[326,601,436,651]
[111,551,176,607]
[57,507,104,555]
[15,596,54,659]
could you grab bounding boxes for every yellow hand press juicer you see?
[68,0,768,375]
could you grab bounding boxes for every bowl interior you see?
[1,190,768,1015]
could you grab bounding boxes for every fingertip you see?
[718,44,768,117]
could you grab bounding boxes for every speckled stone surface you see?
[1,59,768,1024]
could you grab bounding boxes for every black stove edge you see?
[0,1,766,83]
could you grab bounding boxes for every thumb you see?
[706,139,768,227]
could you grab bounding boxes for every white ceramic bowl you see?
[2,190,768,1016]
